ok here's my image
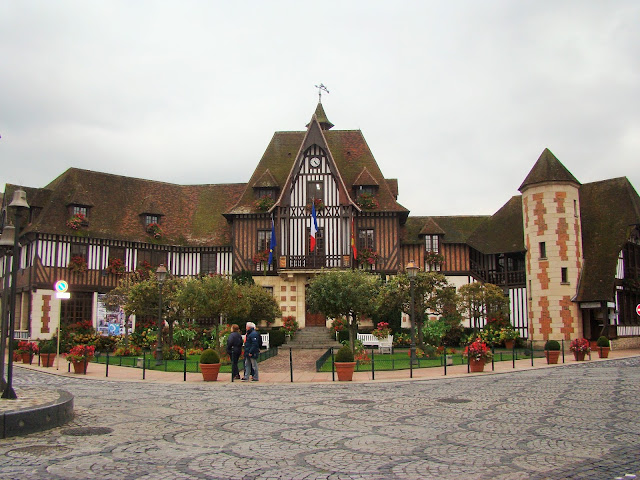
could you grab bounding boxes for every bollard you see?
[83,345,88,374]
[491,346,495,371]
[331,348,335,382]
[530,340,534,367]
[142,350,146,380]
[512,342,516,369]
[183,354,187,382]
[410,353,413,379]
[289,347,293,383]
[371,349,375,380]
[106,351,109,378]
[562,339,565,363]
[444,353,447,376]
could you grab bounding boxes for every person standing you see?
[226,324,243,380]
[242,322,262,381]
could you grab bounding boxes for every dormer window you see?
[72,205,88,217]
[355,185,377,196]
[255,188,277,200]
[67,204,90,230]
[145,214,159,226]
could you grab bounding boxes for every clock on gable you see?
[309,157,321,168]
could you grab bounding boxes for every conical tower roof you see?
[518,148,580,191]
[306,102,334,130]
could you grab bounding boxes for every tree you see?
[457,282,510,331]
[176,275,250,354]
[377,271,452,348]
[243,284,281,327]
[306,269,381,352]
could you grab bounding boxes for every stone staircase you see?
[286,326,342,350]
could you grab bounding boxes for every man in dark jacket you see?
[242,322,262,381]
[226,324,243,380]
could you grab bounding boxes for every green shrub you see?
[95,335,118,353]
[596,336,610,348]
[199,348,220,364]
[268,328,286,348]
[38,339,56,354]
[544,340,561,351]
[335,345,354,363]
[337,330,349,343]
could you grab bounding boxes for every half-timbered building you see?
[2,103,639,348]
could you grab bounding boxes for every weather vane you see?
[315,83,329,103]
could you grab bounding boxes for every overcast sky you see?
[1,1,638,216]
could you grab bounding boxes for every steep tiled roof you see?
[252,169,279,188]
[306,103,334,130]
[402,216,488,245]
[7,169,245,247]
[227,129,408,215]
[577,177,640,301]
[467,196,525,254]
[353,167,379,186]
[419,217,445,236]
[519,148,580,191]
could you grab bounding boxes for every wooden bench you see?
[357,333,393,354]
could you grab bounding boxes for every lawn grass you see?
[317,348,547,372]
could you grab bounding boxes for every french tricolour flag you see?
[310,203,318,252]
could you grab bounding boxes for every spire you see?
[306,102,334,130]
[518,148,580,192]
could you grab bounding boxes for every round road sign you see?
[54,280,68,293]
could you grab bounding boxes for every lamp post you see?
[155,264,167,366]
[0,225,16,391]
[3,189,29,399]
[406,260,419,368]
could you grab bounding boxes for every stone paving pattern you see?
[0,357,639,479]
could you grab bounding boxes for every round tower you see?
[519,148,583,346]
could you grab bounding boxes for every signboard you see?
[54,280,70,299]
[637,304,640,316]
[97,293,127,336]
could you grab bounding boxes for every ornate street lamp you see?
[155,264,167,366]
[0,225,16,391]
[3,189,29,399]
[406,260,419,370]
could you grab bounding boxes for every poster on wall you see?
[96,294,127,336]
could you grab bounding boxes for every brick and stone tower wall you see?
[519,149,583,345]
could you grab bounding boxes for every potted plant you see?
[38,339,57,367]
[17,341,39,364]
[569,338,590,361]
[372,321,391,340]
[254,196,275,212]
[334,344,356,381]
[146,222,163,239]
[357,247,380,268]
[463,338,492,372]
[355,192,379,210]
[499,327,519,350]
[65,344,96,374]
[595,336,610,358]
[106,257,126,275]
[544,339,561,364]
[66,212,87,230]
[199,348,221,381]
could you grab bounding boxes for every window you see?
[306,180,324,205]
[201,253,217,274]
[257,230,272,253]
[561,267,568,284]
[425,235,439,253]
[574,199,578,218]
[355,185,377,196]
[145,214,159,226]
[137,249,167,267]
[263,286,274,296]
[255,188,276,200]
[109,246,125,262]
[539,242,547,259]
[70,243,87,261]
[358,229,375,251]
[307,227,325,255]
[72,205,88,217]
[60,292,93,326]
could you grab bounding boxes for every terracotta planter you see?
[200,363,221,382]
[573,351,586,361]
[21,353,33,364]
[72,360,88,374]
[40,353,56,367]
[335,362,356,381]
[545,350,560,364]
[597,347,610,359]
[504,340,514,350]
[469,358,485,373]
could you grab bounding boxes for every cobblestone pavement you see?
[1,358,639,480]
